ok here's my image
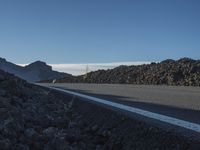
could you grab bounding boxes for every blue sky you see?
[0,0,200,64]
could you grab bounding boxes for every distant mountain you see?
[0,58,72,82]
[51,58,200,86]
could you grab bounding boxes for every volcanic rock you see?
[54,58,200,86]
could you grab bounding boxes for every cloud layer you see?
[50,62,150,75]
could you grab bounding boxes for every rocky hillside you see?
[0,69,73,149]
[0,58,71,82]
[54,58,200,86]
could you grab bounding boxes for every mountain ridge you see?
[0,57,71,82]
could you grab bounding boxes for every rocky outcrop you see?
[55,58,200,86]
[0,58,71,82]
[0,70,75,149]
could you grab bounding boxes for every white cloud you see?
[18,61,151,76]
[50,62,150,76]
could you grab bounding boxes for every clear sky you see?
[0,0,200,64]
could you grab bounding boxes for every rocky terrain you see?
[0,58,71,82]
[51,58,200,86]
[0,69,200,149]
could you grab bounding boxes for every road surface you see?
[39,83,200,134]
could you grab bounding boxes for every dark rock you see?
[65,129,82,143]
[54,58,200,86]
[52,116,70,128]
[0,139,11,150]
[14,144,30,150]
[44,137,70,150]
[91,125,99,132]
[0,89,6,96]
[24,128,37,138]
[42,127,57,138]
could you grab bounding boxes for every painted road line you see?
[50,86,200,133]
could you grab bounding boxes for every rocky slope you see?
[0,58,71,82]
[0,69,200,149]
[54,58,200,86]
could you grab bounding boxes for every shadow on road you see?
[58,87,200,125]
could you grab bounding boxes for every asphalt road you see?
[39,83,200,124]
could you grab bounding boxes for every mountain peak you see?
[29,60,47,65]
[0,58,70,82]
[25,61,52,71]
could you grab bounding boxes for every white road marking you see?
[50,86,200,133]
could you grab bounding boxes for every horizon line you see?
[18,61,151,75]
